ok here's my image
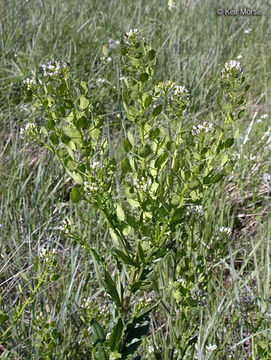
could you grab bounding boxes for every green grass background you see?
[0,0,271,358]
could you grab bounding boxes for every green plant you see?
[13,30,250,359]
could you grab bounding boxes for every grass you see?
[0,0,271,358]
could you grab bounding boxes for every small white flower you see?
[132,176,151,193]
[216,227,232,241]
[206,344,217,352]
[261,114,268,119]
[236,54,242,60]
[20,122,38,139]
[41,60,67,77]
[168,0,176,11]
[108,38,120,49]
[23,77,36,90]
[124,29,139,44]
[191,122,213,136]
[221,60,243,79]
[244,28,252,34]
[125,28,139,38]
[186,205,204,221]
[81,297,92,309]
[173,85,189,102]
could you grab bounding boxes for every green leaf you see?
[127,198,140,208]
[79,96,89,110]
[77,116,88,129]
[126,215,138,229]
[238,109,246,119]
[139,72,149,83]
[154,153,168,170]
[62,126,80,139]
[33,257,38,273]
[114,249,136,266]
[70,171,83,185]
[46,119,55,130]
[49,133,59,145]
[91,319,106,344]
[220,153,228,167]
[225,137,234,148]
[149,128,160,141]
[116,204,125,221]
[123,138,132,152]
[138,144,151,158]
[0,312,8,324]
[144,94,152,108]
[127,131,135,146]
[152,104,162,117]
[137,242,145,264]
[104,270,121,307]
[147,49,156,61]
[211,173,225,184]
[121,158,131,173]
[108,318,124,351]
[65,158,77,171]
[70,187,81,203]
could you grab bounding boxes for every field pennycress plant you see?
[2,30,250,359]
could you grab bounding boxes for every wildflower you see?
[173,85,189,103]
[89,161,101,171]
[96,78,106,86]
[221,60,243,79]
[132,176,152,193]
[216,227,232,241]
[23,77,36,90]
[20,122,38,139]
[191,122,213,136]
[186,205,204,221]
[39,247,57,262]
[168,0,176,11]
[124,29,139,45]
[60,217,72,234]
[83,181,99,194]
[244,28,252,34]
[108,38,120,49]
[41,60,67,78]
[125,28,139,38]
[236,54,242,60]
[81,297,92,309]
[206,344,217,352]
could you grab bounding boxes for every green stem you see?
[0,262,49,342]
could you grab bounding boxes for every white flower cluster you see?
[90,161,100,171]
[81,297,92,309]
[186,205,204,221]
[244,28,252,34]
[108,38,120,50]
[125,28,139,38]
[168,0,176,10]
[39,247,56,262]
[191,122,213,136]
[83,181,99,194]
[132,177,152,192]
[217,227,232,240]
[20,122,38,139]
[206,344,217,353]
[23,77,36,90]
[221,60,243,79]
[257,113,268,123]
[41,60,67,77]
[173,85,189,102]
[124,28,139,44]
[60,217,72,234]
